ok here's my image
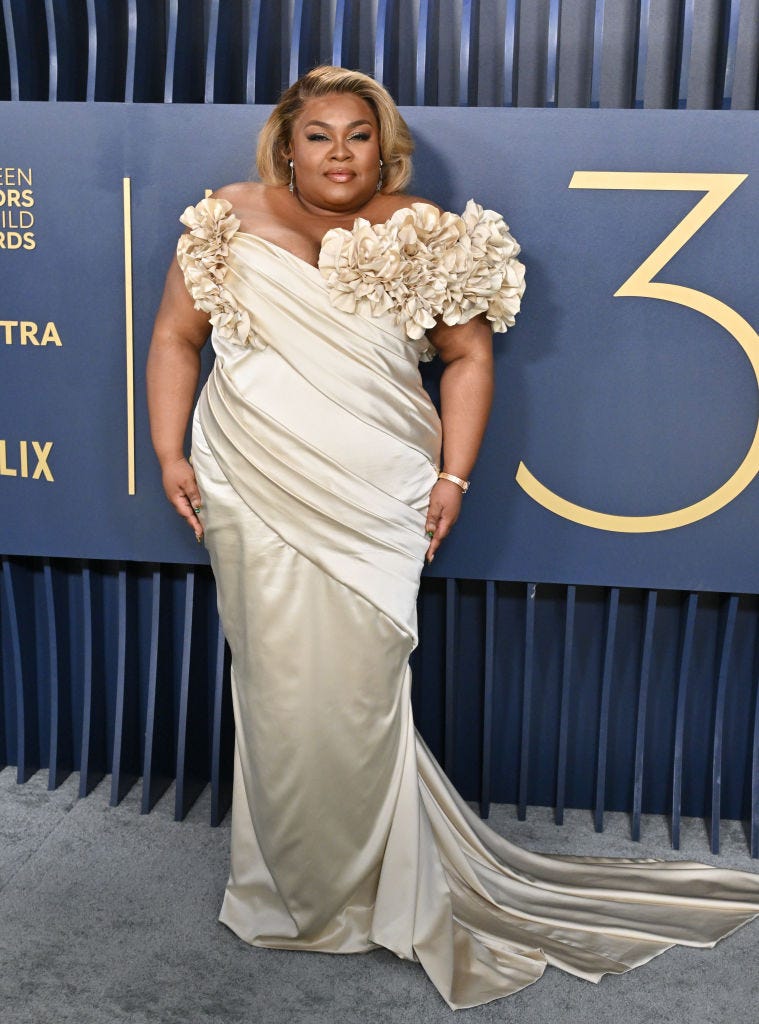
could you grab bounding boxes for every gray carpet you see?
[1,766,757,1024]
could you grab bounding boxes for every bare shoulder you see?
[379,192,445,216]
[211,181,266,205]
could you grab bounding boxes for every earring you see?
[288,159,295,194]
[376,158,383,193]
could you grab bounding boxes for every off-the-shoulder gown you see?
[176,197,759,1011]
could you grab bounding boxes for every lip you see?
[325,170,354,183]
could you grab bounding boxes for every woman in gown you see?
[147,66,759,1010]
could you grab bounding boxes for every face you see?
[287,93,382,215]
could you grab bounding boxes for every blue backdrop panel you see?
[0,104,757,592]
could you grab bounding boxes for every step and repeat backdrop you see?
[1,103,757,591]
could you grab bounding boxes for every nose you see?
[329,135,351,160]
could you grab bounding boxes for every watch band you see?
[437,471,470,493]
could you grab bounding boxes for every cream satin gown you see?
[177,198,759,1010]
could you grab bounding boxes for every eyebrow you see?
[302,119,374,130]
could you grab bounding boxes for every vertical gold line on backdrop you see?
[123,176,136,495]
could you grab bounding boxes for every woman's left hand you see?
[425,478,464,562]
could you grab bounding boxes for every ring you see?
[193,506,202,515]
[426,529,434,539]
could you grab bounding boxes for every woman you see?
[147,66,759,1010]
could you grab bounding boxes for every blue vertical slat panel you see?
[169,0,210,103]
[331,0,358,70]
[2,0,19,99]
[454,581,488,800]
[632,0,651,108]
[250,0,284,102]
[710,594,739,854]
[671,592,698,848]
[174,568,210,820]
[110,566,139,804]
[0,560,6,768]
[375,0,398,97]
[415,0,437,105]
[479,581,496,817]
[51,0,89,100]
[545,0,560,107]
[85,0,96,99]
[290,0,304,85]
[751,669,759,857]
[554,584,576,824]
[92,0,127,100]
[31,561,50,778]
[163,0,178,101]
[43,0,57,100]
[717,0,741,109]
[502,0,520,106]
[50,560,74,786]
[213,0,244,102]
[210,617,233,826]
[9,0,50,99]
[0,1,9,99]
[42,560,59,784]
[674,0,695,109]
[174,568,195,818]
[290,0,320,86]
[631,590,657,841]
[78,564,105,796]
[594,586,619,832]
[517,583,536,820]
[204,0,219,102]
[0,558,7,768]
[459,0,479,106]
[444,578,457,775]
[124,0,137,101]
[141,567,160,810]
[332,0,347,66]
[1,558,37,782]
[141,567,174,813]
[244,0,262,102]
[110,566,128,802]
[43,559,71,789]
[589,0,605,107]
[412,578,446,764]
[132,0,168,102]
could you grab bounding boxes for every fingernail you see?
[196,534,202,544]
[428,554,434,563]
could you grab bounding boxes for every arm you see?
[146,257,212,540]
[424,315,494,562]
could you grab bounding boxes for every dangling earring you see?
[376,158,383,193]
[288,159,295,194]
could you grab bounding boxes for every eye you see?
[348,132,371,142]
[306,132,330,142]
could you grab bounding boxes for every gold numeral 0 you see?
[516,172,758,533]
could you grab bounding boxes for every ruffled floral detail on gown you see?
[176,197,263,349]
[318,200,526,359]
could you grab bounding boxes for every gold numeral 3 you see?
[516,172,758,533]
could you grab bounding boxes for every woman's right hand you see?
[161,457,204,541]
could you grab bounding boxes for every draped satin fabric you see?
[188,231,759,1010]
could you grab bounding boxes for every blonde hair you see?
[256,66,413,194]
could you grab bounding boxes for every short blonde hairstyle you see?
[256,66,413,194]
